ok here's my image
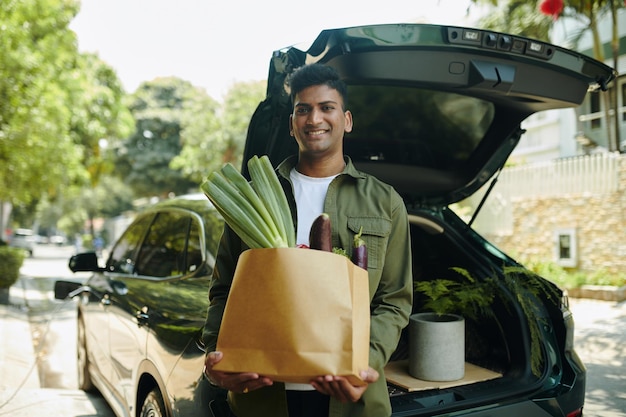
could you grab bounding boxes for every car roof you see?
[151,193,217,215]
[243,23,616,206]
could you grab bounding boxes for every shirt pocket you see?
[347,216,392,270]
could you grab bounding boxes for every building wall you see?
[479,154,626,274]
[469,11,626,275]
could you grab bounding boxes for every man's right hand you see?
[203,351,273,394]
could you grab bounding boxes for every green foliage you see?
[415,265,561,377]
[54,176,135,237]
[414,267,497,322]
[0,246,25,288]
[113,77,203,197]
[523,258,626,288]
[0,0,83,205]
[0,0,133,219]
[69,53,134,189]
[501,266,561,375]
[476,0,553,41]
[171,80,266,181]
[584,270,626,287]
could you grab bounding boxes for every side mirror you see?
[69,252,103,272]
[54,280,83,300]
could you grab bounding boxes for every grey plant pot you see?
[409,312,465,382]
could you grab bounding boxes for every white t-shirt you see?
[286,167,337,390]
[290,168,336,247]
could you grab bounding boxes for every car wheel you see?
[77,316,95,392]
[140,388,166,417]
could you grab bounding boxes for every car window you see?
[107,214,154,274]
[345,85,494,170]
[135,210,190,278]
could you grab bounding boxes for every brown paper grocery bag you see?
[213,247,370,385]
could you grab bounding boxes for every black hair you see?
[287,63,348,109]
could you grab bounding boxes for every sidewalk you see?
[0,306,40,408]
[0,278,113,417]
[0,281,40,393]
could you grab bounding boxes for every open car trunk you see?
[243,23,613,416]
[386,209,570,416]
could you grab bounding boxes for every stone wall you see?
[486,154,626,274]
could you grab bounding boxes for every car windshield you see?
[345,85,495,171]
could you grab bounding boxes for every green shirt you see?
[202,156,413,417]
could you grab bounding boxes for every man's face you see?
[289,84,353,158]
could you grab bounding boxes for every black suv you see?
[56,24,615,417]
[243,23,614,417]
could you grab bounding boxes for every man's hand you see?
[310,367,379,402]
[203,351,273,394]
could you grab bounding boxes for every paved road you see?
[1,244,625,417]
[568,297,626,417]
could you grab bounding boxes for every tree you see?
[476,0,553,41]
[0,0,136,239]
[69,53,134,189]
[471,0,622,152]
[55,176,135,241]
[0,0,83,208]
[113,77,205,198]
[64,53,134,238]
[557,0,621,151]
[171,80,266,181]
[35,174,134,238]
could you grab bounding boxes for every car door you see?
[101,211,155,410]
[107,208,196,408]
[149,211,216,416]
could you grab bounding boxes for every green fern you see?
[414,266,561,377]
[500,266,561,376]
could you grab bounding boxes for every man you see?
[203,63,413,417]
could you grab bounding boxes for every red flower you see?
[539,0,564,20]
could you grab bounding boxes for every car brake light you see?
[566,407,583,417]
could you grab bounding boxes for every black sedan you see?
[56,194,225,417]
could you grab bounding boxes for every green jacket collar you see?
[277,155,366,181]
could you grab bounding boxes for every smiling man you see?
[203,63,413,417]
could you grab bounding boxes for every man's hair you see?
[287,63,348,109]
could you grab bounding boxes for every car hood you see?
[243,24,615,206]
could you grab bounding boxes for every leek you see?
[201,155,295,249]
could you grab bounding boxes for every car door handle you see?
[136,306,149,326]
[101,294,111,306]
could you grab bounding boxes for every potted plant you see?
[412,266,560,378]
[0,240,26,304]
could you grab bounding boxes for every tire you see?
[77,316,95,392]
[140,388,166,417]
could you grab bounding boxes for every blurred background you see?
[1,0,624,290]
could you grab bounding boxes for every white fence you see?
[469,152,623,235]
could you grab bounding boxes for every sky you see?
[70,0,484,101]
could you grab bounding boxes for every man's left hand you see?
[310,367,379,402]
